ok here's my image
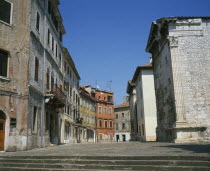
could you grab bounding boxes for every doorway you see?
[116,135,119,142]
[0,111,6,151]
[122,135,126,142]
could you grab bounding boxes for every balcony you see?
[45,84,67,107]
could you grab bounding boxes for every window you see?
[0,0,12,25]
[115,114,118,119]
[64,62,66,71]
[139,126,141,136]
[47,29,50,44]
[98,106,102,113]
[10,118,16,132]
[104,107,107,114]
[35,57,39,81]
[99,119,102,127]
[59,54,61,67]
[73,91,75,101]
[116,123,118,130]
[110,120,113,127]
[122,113,124,118]
[105,120,108,128]
[60,31,62,42]
[36,12,40,32]
[33,106,38,132]
[122,123,126,129]
[109,107,112,114]
[108,96,112,102]
[52,37,54,52]
[68,105,70,115]
[55,44,58,58]
[0,50,8,77]
[67,66,69,75]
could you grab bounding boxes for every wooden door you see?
[0,119,5,151]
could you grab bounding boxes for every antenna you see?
[107,80,112,91]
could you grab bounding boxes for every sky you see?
[59,0,210,106]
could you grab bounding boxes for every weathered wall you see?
[168,18,210,143]
[148,17,210,143]
[0,0,32,151]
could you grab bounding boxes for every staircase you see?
[0,156,209,170]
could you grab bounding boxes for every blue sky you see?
[59,0,210,106]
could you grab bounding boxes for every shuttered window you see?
[0,50,8,77]
[0,0,12,24]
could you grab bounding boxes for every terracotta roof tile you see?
[115,102,129,108]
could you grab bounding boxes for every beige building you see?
[61,48,80,144]
[0,0,80,151]
[114,102,131,142]
[131,63,157,141]
[79,86,96,143]
[146,17,210,143]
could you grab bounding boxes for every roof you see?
[131,63,152,83]
[146,16,210,52]
[91,87,114,94]
[80,87,96,102]
[115,102,129,109]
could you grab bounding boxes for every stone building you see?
[114,102,131,142]
[126,80,138,141]
[84,85,115,142]
[79,86,96,143]
[0,0,80,151]
[131,64,157,141]
[61,48,80,144]
[146,17,210,143]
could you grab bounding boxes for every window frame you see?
[0,0,13,26]
[0,49,9,79]
[36,11,40,32]
[34,57,39,82]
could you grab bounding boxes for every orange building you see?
[84,85,115,142]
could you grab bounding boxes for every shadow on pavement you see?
[157,144,210,155]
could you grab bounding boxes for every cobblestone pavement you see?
[0,142,210,156]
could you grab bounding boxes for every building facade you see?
[131,64,157,141]
[61,48,80,144]
[85,85,115,142]
[114,102,131,142]
[146,17,210,143]
[79,87,96,143]
[0,0,80,151]
[126,80,138,141]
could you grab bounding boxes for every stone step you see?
[0,165,209,171]
[0,156,209,170]
[1,156,210,161]
[0,159,210,166]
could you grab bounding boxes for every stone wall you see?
[0,0,32,151]
[147,17,210,143]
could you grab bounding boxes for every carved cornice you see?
[168,36,178,47]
